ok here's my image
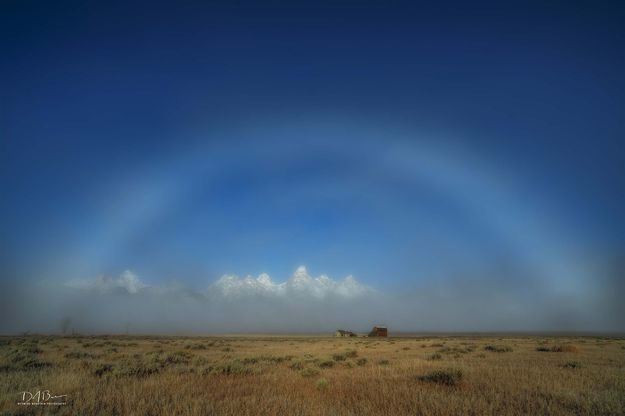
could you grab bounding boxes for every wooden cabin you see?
[368,326,388,337]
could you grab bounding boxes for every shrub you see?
[356,358,368,366]
[185,343,207,350]
[332,353,347,361]
[378,359,390,366]
[536,344,578,353]
[345,350,358,358]
[14,356,50,370]
[173,364,194,375]
[205,361,251,376]
[114,360,160,377]
[289,360,304,370]
[6,349,50,370]
[94,364,113,377]
[484,345,513,353]
[264,355,293,364]
[21,346,43,354]
[552,344,578,353]
[319,359,335,368]
[300,367,320,377]
[429,353,442,360]
[438,346,471,354]
[192,356,209,366]
[64,351,95,359]
[418,368,463,386]
[316,378,329,390]
[562,361,582,369]
[161,351,192,365]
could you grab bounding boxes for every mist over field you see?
[2,261,622,335]
[1,1,623,337]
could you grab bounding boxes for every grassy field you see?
[1,334,624,415]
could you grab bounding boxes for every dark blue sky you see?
[1,1,623,331]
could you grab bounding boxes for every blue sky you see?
[1,1,623,332]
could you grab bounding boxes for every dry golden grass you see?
[1,335,624,415]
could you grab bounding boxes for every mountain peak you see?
[257,273,272,286]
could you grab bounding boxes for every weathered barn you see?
[368,326,388,337]
[335,329,356,337]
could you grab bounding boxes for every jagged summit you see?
[294,265,308,276]
[66,266,372,300]
[210,266,370,299]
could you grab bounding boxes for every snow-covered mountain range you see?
[209,266,370,299]
[66,266,372,300]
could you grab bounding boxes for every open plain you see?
[1,335,624,415]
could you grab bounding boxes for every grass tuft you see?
[300,367,320,377]
[316,378,329,390]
